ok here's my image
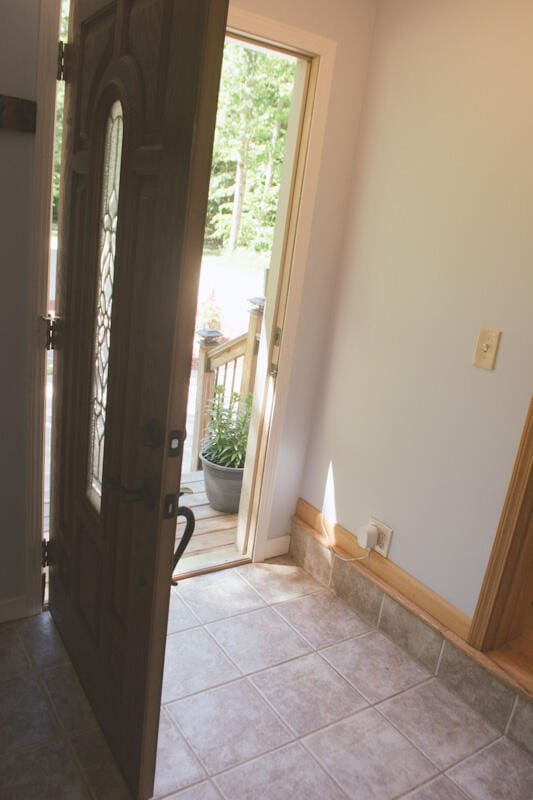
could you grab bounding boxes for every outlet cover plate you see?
[370,517,393,558]
[473,327,501,370]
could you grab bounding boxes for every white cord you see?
[318,517,371,562]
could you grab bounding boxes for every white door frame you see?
[21,0,61,622]
[226,7,336,562]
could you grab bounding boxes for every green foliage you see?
[52,2,70,225]
[202,387,252,469]
[51,18,297,254]
[205,40,297,253]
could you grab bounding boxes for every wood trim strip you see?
[469,395,533,651]
[294,497,471,639]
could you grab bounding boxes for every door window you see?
[87,100,123,510]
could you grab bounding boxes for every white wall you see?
[0,1,40,609]
[231,0,376,544]
[301,0,533,616]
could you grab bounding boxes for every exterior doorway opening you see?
[174,35,309,576]
[42,0,70,607]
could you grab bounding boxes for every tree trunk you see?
[262,103,282,204]
[228,135,249,252]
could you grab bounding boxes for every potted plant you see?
[199,387,252,513]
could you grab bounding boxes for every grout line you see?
[442,735,504,774]
[444,771,480,800]
[372,674,436,707]
[297,734,353,799]
[162,675,247,707]
[504,693,519,736]
[376,592,386,628]
[209,740,352,800]
[158,705,208,786]
[242,675,296,737]
[4,627,100,800]
[373,699,475,774]
[434,637,446,675]
[250,669,372,739]
[0,733,61,763]
[393,773,472,800]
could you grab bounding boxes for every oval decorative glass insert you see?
[87,100,123,511]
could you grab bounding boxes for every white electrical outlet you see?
[370,517,393,558]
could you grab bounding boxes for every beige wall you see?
[232,0,376,541]
[301,0,533,615]
[0,0,40,606]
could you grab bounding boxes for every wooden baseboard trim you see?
[293,501,533,699]
[293,498,471,640]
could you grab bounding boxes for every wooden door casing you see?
[50,2,227,797]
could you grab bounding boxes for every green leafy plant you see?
[202,387,252,468]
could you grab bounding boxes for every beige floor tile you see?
[250,652,367,735]
[206,607,311,674]
[274,590,370,648]
[17,611,69,669]
[167,679,292,775]
[214,742,347,800]
[43,662,97,734]
[446,738,533,800]
[401,776,470,799]
[72,727,132,800]
[164,782,223,799]
[177,570,265,624]
[379,679,498,768]
[167,590,202,634]
[162,627,240,703]
[304,708,437,800]
[0,739,91,799]
[237,558,322,603]
[0,623,30,678]
[0,673,57,755]
[152,708,206,798]
[321,631,430,703]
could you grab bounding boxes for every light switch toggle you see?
[473,327,501,370]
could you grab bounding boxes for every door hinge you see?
[41,315,59,351]
[270,363,278,378]
[42,539,51,568]
[57,41,66,81]
[274,326,282,347]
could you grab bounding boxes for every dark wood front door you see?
[49,2,227,797]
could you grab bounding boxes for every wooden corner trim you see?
[293,498,471,640]
[469,394,533,651]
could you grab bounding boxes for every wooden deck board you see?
[174,471,240,573]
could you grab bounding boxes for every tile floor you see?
[0,557,532,799]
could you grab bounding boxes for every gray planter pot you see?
[200,452,244,513]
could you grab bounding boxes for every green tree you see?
[205,41,296,253]
[52,2,70,226]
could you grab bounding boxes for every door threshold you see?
[172,555,251,582]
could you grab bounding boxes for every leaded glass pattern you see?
[87,100,123,511]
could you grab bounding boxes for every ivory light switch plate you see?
[473,327,501,370]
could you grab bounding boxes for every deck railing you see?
[190,298,264,469]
